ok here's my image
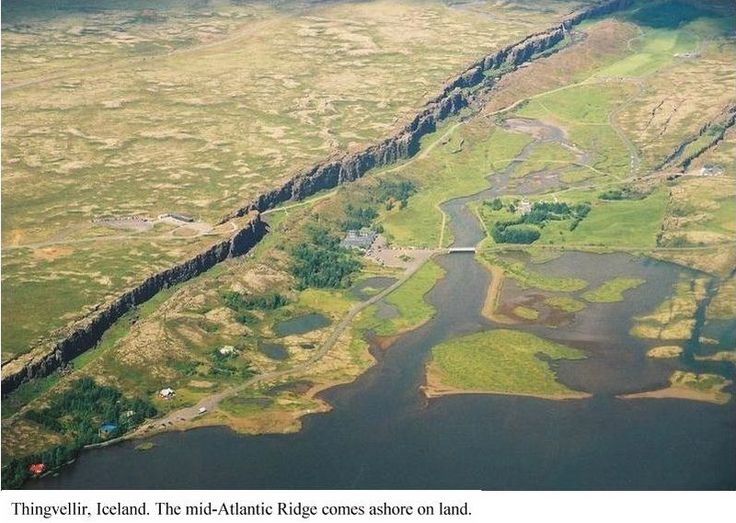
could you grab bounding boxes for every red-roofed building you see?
[28,463,46,475]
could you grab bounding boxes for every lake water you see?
[258,342,289,361]
[31,247,736,489]
[31,119,736,490]
[273,313,330,337]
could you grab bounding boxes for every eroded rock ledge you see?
[1,214,267,393]
[219,0,631,221]
[1,0,631,394]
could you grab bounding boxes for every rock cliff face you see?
[219,0,631,222]
[1,0,631,395]
[659,104,736,170]
[1,214,267,393]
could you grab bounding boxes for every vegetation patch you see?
[513,306,539,320]
[620,371,731,405]
[631,278,708,340]
[599,187,648,201]
[695,350,736,363]
[290,225,361,290]
[223,291,288,312]
[2,378,156,489]
[582,277,645,303]
[480,198,590,244]
[480,253,587,293]
[646,345,683,359]
[544,295,586,313]
[358,260,444,337]
[426,329,588,398]
[375,179,417,211]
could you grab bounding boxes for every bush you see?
[376,179,417,209]
[223,291,288,312]
[484,198,504,211]
[341,204,378,231]
[492,223,541,244]
[599,187,645,200]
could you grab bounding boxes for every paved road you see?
[127,250,437,439]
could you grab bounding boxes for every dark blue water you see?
[30,248,736,489]
[29,118,736,490]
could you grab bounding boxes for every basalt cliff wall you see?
[1,215,267,393]
[219,0,631,222]
[2,0,630,395]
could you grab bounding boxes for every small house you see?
[517,199,532,214]
[198,407,207,414]
[28,463,46,476]
[159,212,194,223]
[159,387,175,399]
[700,164,723,177]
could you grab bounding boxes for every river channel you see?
[33,120,736,489]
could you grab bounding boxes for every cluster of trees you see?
[376,179,417,210]
[222,291,288,325]
[2,442,78,489]
[25,377,156,437]
[599,187,645,201]
[491,201,592,243]
[492,223,542,244]
[524,201,591,231]
[523,202,590,224]
[341,204,378,231]
[208,357,253,379]
[290,225,361,289]
[484,198,504,211]
[223,291,288,312]
[3,378,157,489]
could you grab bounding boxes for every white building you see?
[159,387,175,399]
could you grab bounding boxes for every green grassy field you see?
[583,277,646,302]
[544,295,587,313]
[358,260,444,337]
[476,186,669,250]
[428,329,587,397]
[377,123,533,248]
[479,252,588,293]
[510,142,577,179]
[516,83,633,180]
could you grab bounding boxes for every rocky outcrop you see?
[1,0,631,395]
[218,0,631,223]
[659,103,736,170]
[1,214,267,394]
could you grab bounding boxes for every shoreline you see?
[420,383,591,401]
[617,385,732,405]
[480,262,519,324]
[422,362,591,402]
